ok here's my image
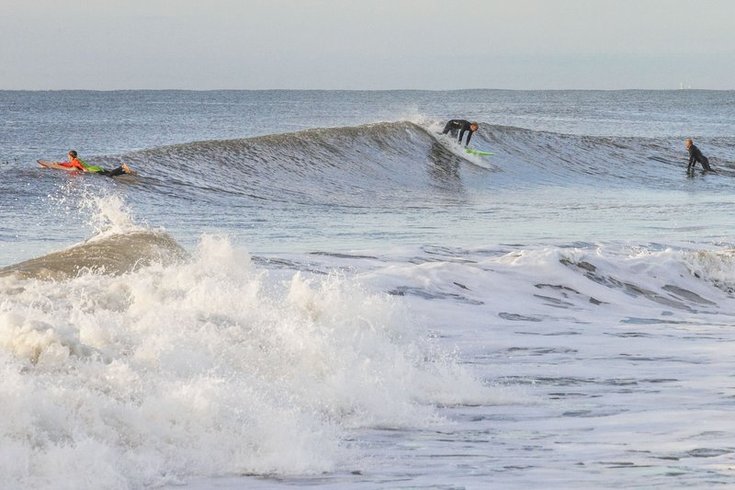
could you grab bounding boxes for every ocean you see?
[1,89,734,489]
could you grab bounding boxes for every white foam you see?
[0,235,491,488]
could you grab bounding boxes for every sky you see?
[1,0,733,90]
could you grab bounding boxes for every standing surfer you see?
[685,139,713,174]
[442,120,478,146]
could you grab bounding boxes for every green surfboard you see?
[465,148,494,156]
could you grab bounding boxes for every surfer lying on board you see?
[442,120,478,146]
[39,150,136,177]
[685,139,714,174]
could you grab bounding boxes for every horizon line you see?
[1,87,733,93]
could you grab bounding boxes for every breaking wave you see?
[88,121,735,209]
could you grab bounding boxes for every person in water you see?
[45,150,135,177]
[685,138,713,173]
[442,120,479,146]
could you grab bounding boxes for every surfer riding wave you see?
[442,120,478,146]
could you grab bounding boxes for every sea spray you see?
[81,193,142,238]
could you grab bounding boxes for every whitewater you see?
[1,90,735,489]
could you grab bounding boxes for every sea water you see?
[1,90,735,489]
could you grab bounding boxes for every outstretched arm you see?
[38,161,82,172]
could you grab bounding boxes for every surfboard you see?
[429,133,494,169]
[464,148,494,156]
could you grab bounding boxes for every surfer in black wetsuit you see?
[442,120,478,146]
[685,138,713,173]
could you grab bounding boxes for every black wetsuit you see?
[97,166,127,177]
[687,144,712,172]
[442,119,475,146]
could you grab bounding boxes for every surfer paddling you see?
[38,150,136,177]
[442,120,478,146]
[685,139,714,174]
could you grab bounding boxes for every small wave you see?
[0,231,187,280]
[359,243,729,324]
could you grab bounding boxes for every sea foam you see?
[0,227,491,488]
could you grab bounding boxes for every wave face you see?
[0,231,186,280]
[106,122,474,208]
[96,121,735,210]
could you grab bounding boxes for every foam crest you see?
[0,235,488,488]
[684,248,735,292]
[362,244,728,326]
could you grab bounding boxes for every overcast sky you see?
[1,0,733,90]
